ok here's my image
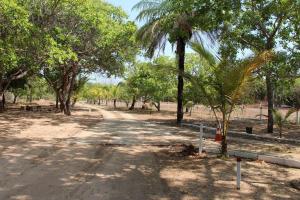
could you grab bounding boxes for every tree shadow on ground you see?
[0,136,186,200]
[0,108,299,199]
[1,135,298,200]
[105,106,176,116]
[0,105,103,137]
[156,149,300,200]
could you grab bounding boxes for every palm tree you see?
[133,0,214,124]
[272,109,295,138]
[188,42,273,155]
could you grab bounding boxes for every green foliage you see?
[0,0,33,92]
[124,56,177,109]
[272,109,295,138]
[242,78,266,104]
[187,42,273,155]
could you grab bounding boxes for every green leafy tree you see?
[0,0,33,111]
[124,56,176,111]
[23,0,137,115]
[117,82,132,108]
[220,0,296,133]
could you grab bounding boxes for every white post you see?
[237,157,241,190]
[199,124,204,154]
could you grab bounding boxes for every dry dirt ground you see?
[109,101,300,140]
[0,103,299,200]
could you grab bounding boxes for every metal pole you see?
[199,124,204,154]
[237,157,241,190]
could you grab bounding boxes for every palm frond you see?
[230,51,273,103]
[133,0,170,22]
[284,108,296,121]
[136,19,168,57]
[190,42,218,67]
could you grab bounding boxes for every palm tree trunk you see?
[113,99,117,109]
[221,112,228,156]
[176,37,186,124]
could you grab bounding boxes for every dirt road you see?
[0,106,299,200]
[0,107,197,200]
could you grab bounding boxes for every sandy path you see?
[0,106,299,200]
[0,107,197,200]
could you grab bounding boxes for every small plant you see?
[272,109,295,138]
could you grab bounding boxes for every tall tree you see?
[23,0,137,115]
[0,0,33,111]
[124,56,176,111]
[133,0,214,124]
[220,0,294,133]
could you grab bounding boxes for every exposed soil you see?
[106,101,300,140]
[0,102,299,199]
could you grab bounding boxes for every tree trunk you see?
[279,127,282,138]
[113,99,117,109]
[29,86,33,103]
[55,91,59,109]
[129,96,136,110]
[266,73,274,133]
[176,37,186,124]
[58,92,71,116]
[56,63,78,116]
[13,95,18,104]
[221,112,228,156]
[153,101,160,111]
[71,97,77,107]
[64,98,71,116]
[221,135,228,155]
[0,93,5,112]
[58,93,65,112]
[185,107,189,113]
